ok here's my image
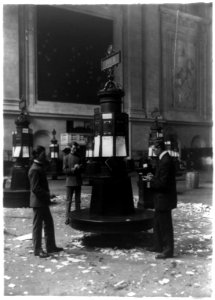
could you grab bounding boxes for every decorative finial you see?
[52,129,56,137]
[106,44,113,55]
[51,129,57,144]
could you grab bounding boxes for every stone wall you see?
[3,5,20,109]
[3,4,212,162]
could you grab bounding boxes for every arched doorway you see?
[33,130,51,151]
[190,135,212,170]
[164,126,180,154]
[191,135,206,148]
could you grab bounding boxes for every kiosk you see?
[69,47,154,233]
[49,129,60,180]
[3,105,33,208]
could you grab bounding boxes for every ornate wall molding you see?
[3,99,20,111]
[160,7,210,119]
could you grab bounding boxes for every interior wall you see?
[3,4,212,162]
[3,5,20,106]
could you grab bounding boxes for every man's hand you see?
[142,173,153,181]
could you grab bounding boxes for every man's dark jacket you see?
[150,152,177,210]
[63,153,82,187]
[28,161,50,207]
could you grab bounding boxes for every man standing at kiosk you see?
[146,140,177,259]
[63,142,83,225]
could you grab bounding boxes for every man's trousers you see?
[32,206,56,254]
[153,209,174,255]
[65,186,81,219]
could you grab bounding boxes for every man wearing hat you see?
[62,145,71,156]
[28,145,63,258]
[63,142,83,225]
[146,140,177,259]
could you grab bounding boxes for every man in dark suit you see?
[63,142,83,225]
[146,140,177,259]
[28,145,63,258]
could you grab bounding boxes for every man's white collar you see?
[34,159,42,165]
[159,150,168,160]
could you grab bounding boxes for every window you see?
[37,6,113,104]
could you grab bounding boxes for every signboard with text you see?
[101,51,121,71]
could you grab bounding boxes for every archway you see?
[164,126,180,154]
[190,135,211,170]
[191,135,206,148]
[33,130,51,151]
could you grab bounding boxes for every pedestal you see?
[69,174,154,233]
[4,163,30,208]
[90,175,134,215]
[11,164,30,190]
[69,208,154,233]
[49,159,58,180]
[3,190,30,208]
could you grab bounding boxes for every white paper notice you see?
[51,152,58,158]
[13,146,21,157]
[88,150,93,157]
[22,146,29,158]
[102,136,113,157]
[94,136,100,157]
[116,136,127,157]
[102,113,113,119]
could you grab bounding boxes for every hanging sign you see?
[101,51,121,71]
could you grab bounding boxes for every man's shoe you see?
[75,205,81,211]
[155,253,173,259]
[65,219,70,225]
[34,250,49,258]
[47,247,64,254]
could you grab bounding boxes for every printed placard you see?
[116,136,127,157]
[94,135,100,157]
[102,136,113,157]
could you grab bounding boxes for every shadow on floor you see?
[78,231,154,250]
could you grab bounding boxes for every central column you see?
[90,80,134,216]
